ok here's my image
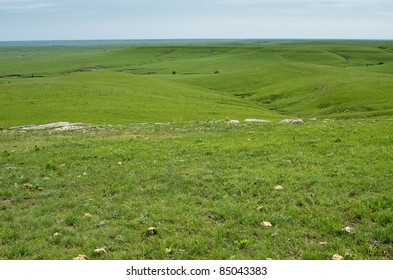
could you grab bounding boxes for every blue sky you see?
[0,0,392,41]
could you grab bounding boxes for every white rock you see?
[291,119,304,124]
[244,119,271,123]
[332,254,344,260]
[274,185,284,191]
[227,119,240,124]
[342,226,354,233]
[73,254,89,260]
[261,221,273,228]
[15,122,86,131]
[147,227,157,235]
[280,119,303,124]
[94,248,107,254]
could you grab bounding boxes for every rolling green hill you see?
[1,40,393,126]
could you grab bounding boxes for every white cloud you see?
[0,1,55,12]
[0,0,55,12]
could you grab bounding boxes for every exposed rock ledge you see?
[12,122,87,131]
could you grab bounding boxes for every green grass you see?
[0,40,392,259]
[1,40,393,126]
[0,71,279,126]
[1,119,392,259]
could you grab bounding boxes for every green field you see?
[0,40,392,259]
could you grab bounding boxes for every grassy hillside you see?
[1,119,392,260]
[0,41,392,260]
[1,41,393,126]
[0,71,279,126]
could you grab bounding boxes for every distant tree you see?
[172,71,176,75]
[214,70,219,74]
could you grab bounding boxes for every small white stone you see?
[342,226,354,233]
[73,254,89,260]
[261,221,273,228]
[274,185,284,191]
[94,248,107,254]
[147,227,157,235]
[332,254,344,260]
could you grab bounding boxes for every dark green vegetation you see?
[0,40,392,259]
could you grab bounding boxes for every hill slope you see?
[1,41,393,126]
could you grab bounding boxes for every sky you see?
[0,0,392,41]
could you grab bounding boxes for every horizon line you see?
[1,37,393,43]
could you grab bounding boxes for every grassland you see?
[1,40,393,126]
[0,40,392,259]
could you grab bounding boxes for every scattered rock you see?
[73,254,89,260]
[226,119,240,124]
[3,198,14,204]
[53,232,60,237]
[12,122,87,131]
[256,205,264,211]
[165,248,172,254]
[261,221,273,228]
[244,119,271,123]
[319,241,328,246]
[342,226,354,234]
[280,119,303,124]
[332,254,344,260]
[147,227,157,235]
[94,248,107,254]
[292,119,304,124]
[274,185,284,191]
[24,183,33,190]
[84,213,93,218]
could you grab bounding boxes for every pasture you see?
[0,40,392,259]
